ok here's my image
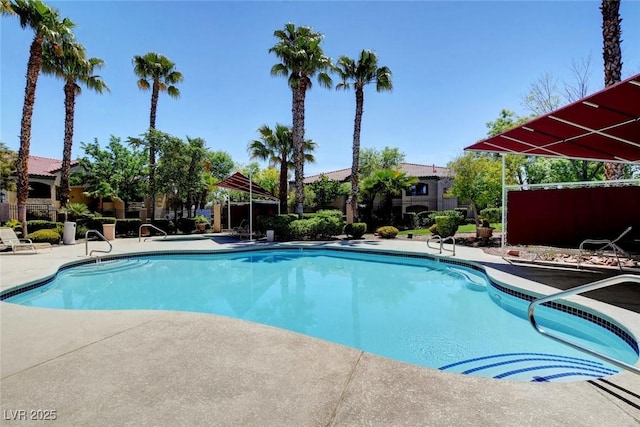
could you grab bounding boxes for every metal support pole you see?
[501,154,506,248]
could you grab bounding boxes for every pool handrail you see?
[139,223,168,242]
[426,235,456,256]
[85,229,113,257]
[528,274,640,375]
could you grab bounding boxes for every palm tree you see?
[132,52,183,220]
[4,0,74,233]
[41,40,109,209]
[269,23,333,218]
[247,124,316,212]
[601,0,624,180]
[336,50,393,222]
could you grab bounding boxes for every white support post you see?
[501,154,506,248]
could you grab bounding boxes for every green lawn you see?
[397,223,502,236]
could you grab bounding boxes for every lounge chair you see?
[0,227,38,253]
[231,219,247,236]
[579,226,632,256]
[579,226,632,271]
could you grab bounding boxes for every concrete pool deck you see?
[1,236,639,426]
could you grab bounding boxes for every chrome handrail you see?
[528,274,640,375]
[139,223,168,242]
[426,235,456,256]
[85,230,113,257]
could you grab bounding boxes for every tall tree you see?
[447,152,502,233]
[41,40,109,208]
[77,137,148,213]
[269,23,333,218]
[361,169,417,224]
[336,50,392,222]
[601,0,624,180]
[247,123,316,212]
[4,0,74,233]
[132,52,183,219]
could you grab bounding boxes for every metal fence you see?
[7,204,59,222]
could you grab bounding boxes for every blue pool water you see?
[4,249,637,382]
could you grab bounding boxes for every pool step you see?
[439,352,619,382]
[66,259,151,276]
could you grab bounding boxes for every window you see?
[406,183,428,196]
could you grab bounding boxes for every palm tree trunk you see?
[60,78,76,208]
[601,0,624,180]
[17,34,45,235]
[292,84,307,218]
[148,81,160,220]
[279,156,288,213]
[351,87,364,222]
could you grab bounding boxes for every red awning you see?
[465,73,640,164]
[217,172,278,200]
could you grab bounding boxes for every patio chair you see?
[0,227,38,253]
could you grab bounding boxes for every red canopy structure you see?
[465,73,640,164]
[217,172,278,200]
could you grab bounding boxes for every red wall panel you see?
[507,186,640,247]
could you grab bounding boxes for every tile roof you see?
[27,156,77,177]
[303,163,452,184]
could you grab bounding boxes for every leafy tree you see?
[253,167,279,196]
[77,137,148,213]
[270,23,333,218]
[601,0,624,180]
[4,0,74,233]
[447,152,502,233]
[247,123,316,212]
[335,49,392,221]
[132,52,183,219]
[41,39,109,207]
[309,175,348,209]
[207,150,235,180]
[361,168,417,224]
[359,146,404,178]
[0,143,17,193]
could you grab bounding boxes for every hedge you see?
[434,216,458,238]
[376,226,399,239]
[344,223,367,239]
[27,229,61,244]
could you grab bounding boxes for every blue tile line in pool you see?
[1,246,638,357]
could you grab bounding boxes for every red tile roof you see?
[27,156,77,177]
[303,163,451,184]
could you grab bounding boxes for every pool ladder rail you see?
[85,229,113,257]
[528,274,640,375]
[138,223,168,242]
[426,234,456,256]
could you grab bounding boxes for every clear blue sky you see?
[2,1,639,176]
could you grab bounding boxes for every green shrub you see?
[416,211,433,228]
[434,216,458,238]
[309,214,343,239]
[26,220,61,232]
[289,219,312,240]
[152,219,176,235]
[5,219,21,229]
[256,214,297,240]
[76,225,89,239]
[344,223,367,239]
[177,218,196,234]
[27,229,60,244]
[376,226,399,239]
[116,218,142,236]
[479,207,502,223]
[428,210,463,227]
[429,224,438,234]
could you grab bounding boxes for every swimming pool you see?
[2,248,637,382]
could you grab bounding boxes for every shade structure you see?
[217,172,278,240]
[217,172,278,200]
[465,73,640,164]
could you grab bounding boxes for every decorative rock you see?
[507,250,520,257]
